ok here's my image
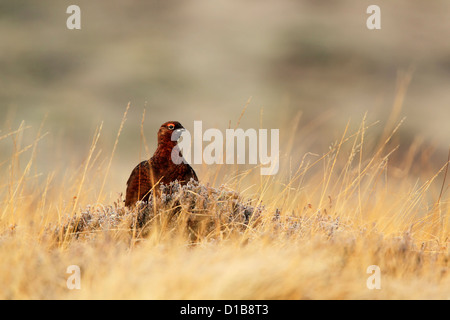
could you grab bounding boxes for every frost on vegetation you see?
[50,180,266,241]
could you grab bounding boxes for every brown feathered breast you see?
[125,121,198,207]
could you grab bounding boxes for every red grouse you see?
[125,121,198,207]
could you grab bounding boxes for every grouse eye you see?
[167,124,175,130]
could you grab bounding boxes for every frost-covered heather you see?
[51,180,266,243]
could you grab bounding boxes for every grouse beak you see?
[172,128,185,141]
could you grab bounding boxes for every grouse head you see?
[157,121,185,147]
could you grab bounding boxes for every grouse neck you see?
[153,142,181,164]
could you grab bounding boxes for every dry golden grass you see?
[0,104,449,300]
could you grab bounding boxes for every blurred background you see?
[1,0,449,195]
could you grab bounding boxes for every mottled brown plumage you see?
[125,121,198,207]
